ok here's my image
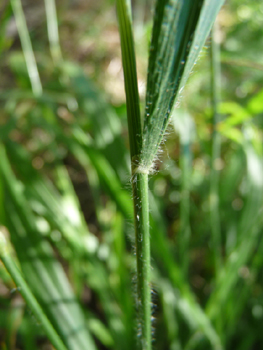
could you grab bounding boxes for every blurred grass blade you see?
[44,0,62,64]
[209,22,222,276]
[7,142,134,349]
[140,0,225,172]
[206,218,262,325]
[149,197,222,349]
[0,2,13,53]
[0,231,67,350]
[159,280,181,350]
[173,110,194,275]
[0,144,97,350]
[69,131,133,220]
[6,140,95,257]
[224,236,263,342]
[236,132,263,244]
[10,0,42,96]
[68,67,130,183]
[206,127,263,330]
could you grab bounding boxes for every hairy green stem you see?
[132,171,151,350]
[0,233,67,350]
[116,1,152,348]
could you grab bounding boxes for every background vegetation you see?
[1,0,263,349]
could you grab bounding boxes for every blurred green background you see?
[1,0,263,349]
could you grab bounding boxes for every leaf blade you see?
[141,0,225,172]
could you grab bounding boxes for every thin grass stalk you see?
[209,22,222,277]
[10,0,42,96]
[68,108,222,348]
[0,231,67,350]
[116,1,151,349]
[44,0,63,64]
[179,140,192,276]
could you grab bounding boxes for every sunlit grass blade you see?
[44,0,63,64]
[0,231,67,350]
[10,0,42,96]
[0,144,97,350]
[5,139,135,349]
[5,141,93,254]
[140,0,225,173]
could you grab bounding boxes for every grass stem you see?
[132,171,151,350]
[116,1,152,348]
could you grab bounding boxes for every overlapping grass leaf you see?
[140,0,225,172]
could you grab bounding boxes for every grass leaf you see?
[140,0,225,172]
